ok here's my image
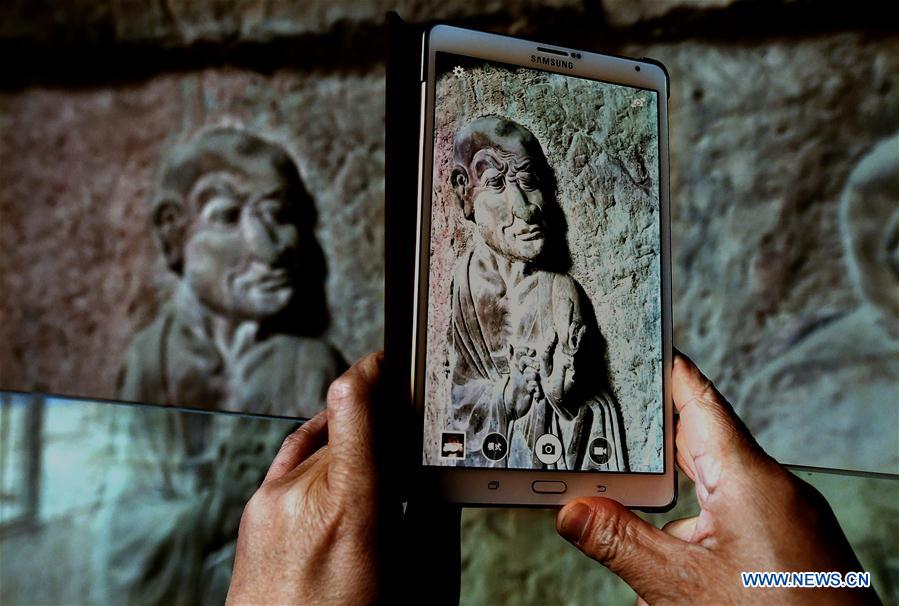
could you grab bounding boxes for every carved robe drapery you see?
[449,242,628,471]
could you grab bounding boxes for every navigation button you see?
[531,480,567,494]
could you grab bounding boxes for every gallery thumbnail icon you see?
[441,431,466,460]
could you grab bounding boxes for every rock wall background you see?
[424,65,663,470]
[0,71,385,397]
[1,1,897,604]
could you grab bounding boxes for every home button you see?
[532,480,567,494]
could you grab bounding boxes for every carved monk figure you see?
[447,116,628,471]
[95,129,344,606]
[118,127,344,416]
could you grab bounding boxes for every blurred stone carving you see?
[95,129,345,606]
[446,116,627,471]
[118,127,345,416]
[739,134,899,472]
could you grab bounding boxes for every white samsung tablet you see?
[411,24,675,508]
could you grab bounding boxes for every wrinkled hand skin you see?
[227,353,385,606]
[556,353,882,606]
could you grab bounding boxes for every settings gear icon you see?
[452,65,465,78]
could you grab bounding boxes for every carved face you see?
[467,147,547,263]
[181,168,300,320]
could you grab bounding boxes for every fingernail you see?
[559,503,591,544]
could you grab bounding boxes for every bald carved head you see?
[450,116,554,263]
[151,128,325,327]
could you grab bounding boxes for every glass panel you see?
[0,396,296,606]
[1,394,896,605]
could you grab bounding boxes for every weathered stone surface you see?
[0,69,386,399]
[737,133,898,472]
[601,0,736,27]
[1,6,898,606]
[0,0,582,46]
[626,33,899,473]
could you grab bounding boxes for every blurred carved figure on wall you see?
[740,133,899,473]
[118,127,344,416]
[94,128,345,606]
[447,116,627,471]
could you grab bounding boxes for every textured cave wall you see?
[1,1,898,605]
[1,0,895,472]
[631,34,899,472]
[424,65,662,470]
[0,71,386,398]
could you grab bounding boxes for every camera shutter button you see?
[534,433,563,465]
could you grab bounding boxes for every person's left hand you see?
[226,352,387,606]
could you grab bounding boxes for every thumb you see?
[325,351,383,486]
[557,498,702,603]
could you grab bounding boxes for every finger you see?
[671,352,735,418]
[517,356,528,373]
[661,516,698,542]
[326,351,384,483]
[671,352,765,468]
[557,498,700,603]
[263,411,328,484]
[520,356,540,372]
[573,324,586,348]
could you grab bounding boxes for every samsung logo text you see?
[531,55,574,69]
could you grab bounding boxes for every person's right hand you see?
[556,353,880,605]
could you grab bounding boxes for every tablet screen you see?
[422,51,664,473]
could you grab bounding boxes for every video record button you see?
[531,480,567,494]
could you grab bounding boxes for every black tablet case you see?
[384,11,420,436]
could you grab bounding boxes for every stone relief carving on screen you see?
[445,116,628,471]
